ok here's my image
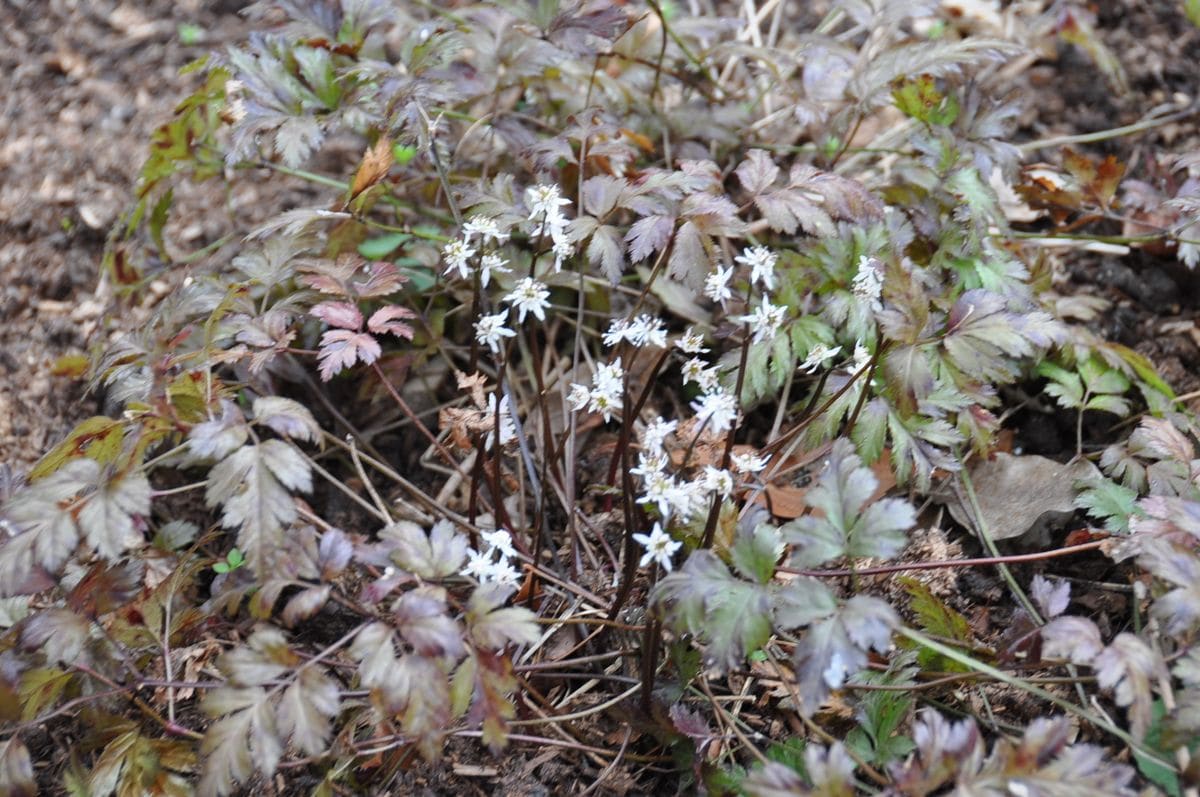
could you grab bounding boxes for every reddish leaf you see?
[366,305,416,339]
[316,330,381,381]
[310,301,363,331]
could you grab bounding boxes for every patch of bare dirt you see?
[0,0,250,468]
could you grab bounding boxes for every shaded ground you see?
[0,0,247,468]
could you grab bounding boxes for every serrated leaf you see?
[899,577,972,671]
[626,214,675,262]
[586,224,626,284]
[199,689,280,797]
[652,551,772,672]
[771,576,837,629]
[252,396,320,443]
[317,527,352,578]
[28,416,126,481]
[316,329,381,380]
[1094,633,1164,740]
[394,587,465,658]
[783,438,915,567]
[1075,479,1138,533]
[467,585,539,650]
[943,290,1065,383]
[276,667,339,756]
[730,523,784,584]
[206,441,310,575]
[1041,616,1104,665]
[219,627,296,686]
[367,305,416,339]
[382,519,468,579]
[1030,575,1070,619]
[18,668,74,721]
[22,608,91,666]
[397,655,451,761]
[793,597,896,716]
[667,220,708,289]
[281,585,330,627]
[77,472,151,560]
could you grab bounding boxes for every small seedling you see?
[212,547,245,574]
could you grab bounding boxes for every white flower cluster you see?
[443,215,512,286]
[526,183,575,272]
[461,528,522,586]
[567,358,626,422]
[603,315,668,349]
[852,255,884,313]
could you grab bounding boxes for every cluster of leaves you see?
[3,0,1200,794]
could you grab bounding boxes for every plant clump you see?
[3,0,1200,794]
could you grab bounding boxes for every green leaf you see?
[782,438,916,567]
[1038,361,1084,409]
[1135,700,1181,796]
[899,576,972,671]
[1084,393,1131,416]
[358,232,411,260]
[1080,356,1131,396]
[892,74,959,125]
[729,523,784,584]
[1075,478,1138,533]
[392,143,418,166]
[652,552,773,672]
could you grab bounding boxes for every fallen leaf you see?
[939,453,1100,542]
[349,135,393,200]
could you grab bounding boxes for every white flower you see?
[503,277,551,323]
[697,364,723,393]
[633,523,682,571]
[736,245,778,291]
[675,327,709,354]
[731,451,770,474]
[463,215,509,245]
[640,469,678,519]
[442,238,476,280]
[485,393,517,450]
[478,253,511,287]
[603,319,631,348]
[628,314,668,348]
[475,310,516,354]
[594,358,625,396]
[481,528,517,559]
[641,417,678,454]
[526,183,572,220]
[738,296,787,344]
[566,383,591,411]
[671,479,707,521]
[852,255,884,312]
[550,232,574,272]
[588,389,623,423]
[631,451,669,480]
[461,548,492,580]
[849,341,872,374]
[799,343,842,374]
[702,466,734,497]
[486,557,522,586]
[691,390,738,435]
[704,264,734,305]
[681,357,708,388]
